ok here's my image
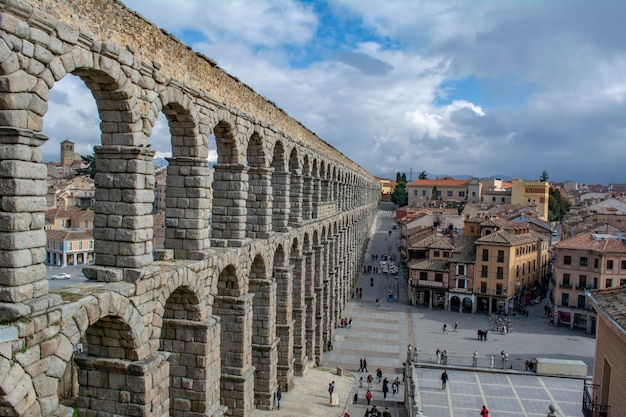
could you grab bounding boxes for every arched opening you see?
[246,132,271,239]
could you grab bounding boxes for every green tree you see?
[391,172,408,206]
[418,171,428,180]
[431,185,439,200]
[548,187,571,221]
[75,152,96,179]
[539,170,549,182]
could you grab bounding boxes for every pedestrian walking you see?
[382,377,389,399]
[276,386,282,410]
[328,381,335,404]
[363,357,368,372]
[454,321,458,332]
[359,357,364,372]
[442,323,448,334]
[365,389,373,405]
[367,374,373,390]
[480,405,489,417]
[440,371,448,389]
[436,348,441,364]
[349,318,352,328]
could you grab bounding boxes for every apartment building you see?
[553,231,626,334]
[474,226,542,314]
[407,177,470,206]
[511,178,550,221]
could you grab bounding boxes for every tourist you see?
[440,371,448,389]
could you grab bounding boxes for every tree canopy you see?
[75,152,96,179]
[391,171,408,206]
[548,187,570,221]
[539,170,549,182]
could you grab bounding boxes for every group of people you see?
[339,317,353,328]
[442,321,459,334]
[435,348,448,364]
[477,328,489,340]
[353,287,364,300]
[363,405,391,417]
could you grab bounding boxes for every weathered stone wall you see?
[0,1,380,416]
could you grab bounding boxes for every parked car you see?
[51,272,71,280]
[552,230,558,236]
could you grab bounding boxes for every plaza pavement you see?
[260,206,594,417]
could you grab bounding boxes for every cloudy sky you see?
[42,0,626,184]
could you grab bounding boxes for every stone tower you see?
[60,139,74,166]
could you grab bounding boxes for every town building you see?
[585,287,626,417]
[377,177,396,201]
[510,178,550,221]
[406,177,470,206]
[553,231,626,334]
[44,208,95,266]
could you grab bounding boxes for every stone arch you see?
[159,285,221,417]
[301,154,313,221]
[271,141,289,232]
[215,264,254,416]
[288,146,302,226]
[211,119,249,245]
[154,88,211,257]
[0,358,39,416]
[246,132,272,239]
[248,253,277,409]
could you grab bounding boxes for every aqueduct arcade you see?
[0,1,379,416]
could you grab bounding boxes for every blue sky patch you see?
[436,74,534,109]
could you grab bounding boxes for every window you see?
[607,260,614,270]
[577,295,585,309]
[457,264,466,275]
[422,190,427,196]
[480,282,487,293]
[457,279,466,289]
[501,197,506,203]
[496,284,503,295]
[443,251,449,258]
[433,250,440,257]
[436,190,441,197]
[620,279,626,287]
[414,190,418,196]
[447,191,453,197]
[605,278,613,288]
[482,249,489,262]
[562,273,571,287]
[497,250,504,263]
[84,221,89,228]
[420,272,428,281]
[593,277,598,290]
[459,191,465,197]
[79,242,83,249]
[68,242,72,250]
[497,267,504,279]
[564,256,571,265]
[481,265,488,277]
[594,259,599,268]
[89,241,93,248]
[580,257,588,267]
[472,192,476,197]
[435,273,443,282]
[578,275,587,289]
[622,260,626,270]
[561,293,569,307]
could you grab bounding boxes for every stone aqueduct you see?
[0,1,380,416]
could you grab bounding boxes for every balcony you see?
[417,280,445,288]
[582,383,609,417]
[559,283,572,289]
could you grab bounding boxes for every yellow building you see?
[511,178,549,221]
[474,223,542,314]
[378,177,395,201]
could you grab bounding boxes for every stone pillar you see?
[249,277,278,410]
[0,128,49,318]
[164,156,211,259]
[303,251,317,367]
[271,171,290,232]
[301,174,313,221]
[274,266,295,390]
[288,172,303,226]
[161,317,225,417]
[211,163,248,247]
[311,176,321,219]
[91,145,155,272]
[291,255,308,376]
[75,352,170,417]
[215,293,255,417]
[313,244,325,362]
[246,167,273,239]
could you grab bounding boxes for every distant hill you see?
[374,172,514,182]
